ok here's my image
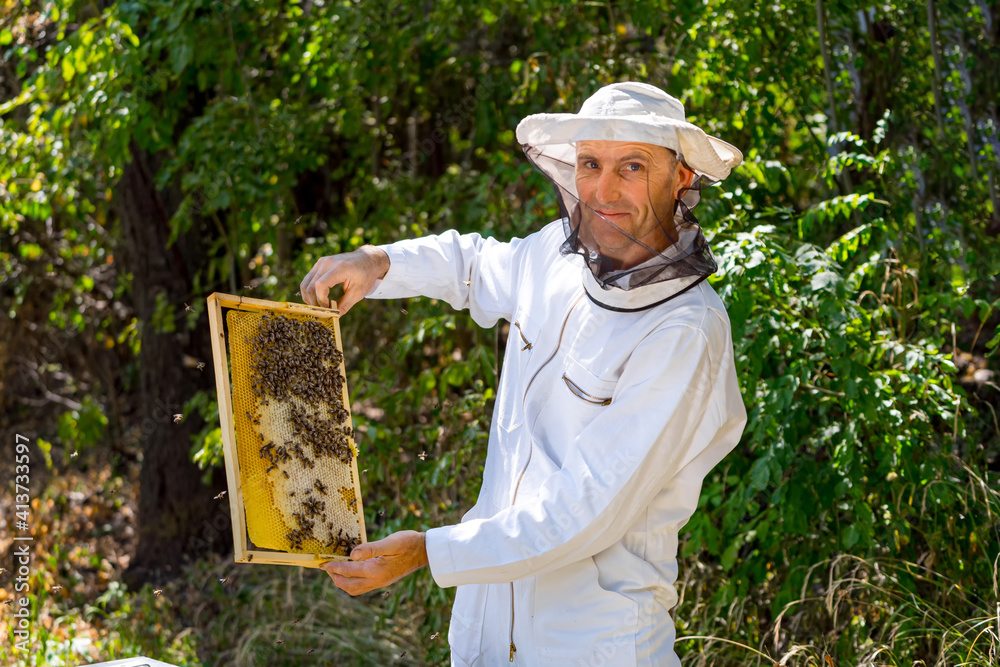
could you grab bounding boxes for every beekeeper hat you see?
[515,81,743,183]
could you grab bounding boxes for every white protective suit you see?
[368,218,747,666]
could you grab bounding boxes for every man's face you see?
[574,140,694,270]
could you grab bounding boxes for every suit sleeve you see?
[366,229,526,328]
[422,317,747,587]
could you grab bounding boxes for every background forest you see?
[2,0,999,665]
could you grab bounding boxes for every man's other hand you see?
[321,530,428,596]
[300,245,390,314]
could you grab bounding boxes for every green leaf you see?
[0,29,12,46]
[810,271,842,292]
[171,40,193,76]
[842,524,860,549]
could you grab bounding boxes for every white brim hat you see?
[515,81,743,182]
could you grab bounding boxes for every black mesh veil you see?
[522,141,718,291]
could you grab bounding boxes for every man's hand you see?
[322,530,428,596]
[300,245,390,314]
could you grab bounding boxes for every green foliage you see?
[186,389,224,482]
[56,396,108,455]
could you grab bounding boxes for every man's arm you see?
[302,229,528,326]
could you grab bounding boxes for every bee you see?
[2,599,12,606]
[291,618,301,625]
[418,451,427,461]
[51,585,63,592]
[314,479,328,495]
[153,589,163,596]
[464,280,471,286]
[244,285,255,291]
[173,414,183,423]
[184,303,193,312]
[381,591,390,598]
[274,638,285,646]
[306,649,315,656]
[348,499,357,508]
[218,577,229,584]
[399,652,407,659]
[378,509,384,517]
[247,554,253,562]
[220,332,225,338]
[214,491,228,500]
[429,632,439,640]
[401,309,408,315]
[0,568,6,574]
[196,361,205,371]
[282,470,289,479]
[71,450,79,458]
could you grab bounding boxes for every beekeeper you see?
[302,81,747,666]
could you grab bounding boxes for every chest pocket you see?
[530,354,618,445]
[561,355,617,407]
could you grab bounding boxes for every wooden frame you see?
[206,293,366,568]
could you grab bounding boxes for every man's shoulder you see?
[650,281,732,341]
[513,218,567,249]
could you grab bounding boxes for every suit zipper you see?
[561,374,612,406]
[508,291,586,662]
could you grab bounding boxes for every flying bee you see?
[381,591,390,598]
[291,618,301,625]
[71,450,79,458]
[173,414,183,423]
[196,361,205,371]
[274,639,285,646]
[184,303,193,312]
[2,600,12,606]
[51,585,63,592]
[430,632,439,640]
[418,451,427,461]
[153,589,163,596]
[214,491,228,500]
[218,577,229,584]
[306,649,315,656]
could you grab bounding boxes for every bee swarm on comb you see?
[228,310,363,559]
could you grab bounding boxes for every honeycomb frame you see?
[207,293,367,567]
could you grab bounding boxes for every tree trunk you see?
[116,141,229,587]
